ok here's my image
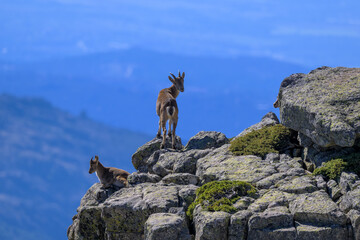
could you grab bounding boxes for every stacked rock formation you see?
[68,66,360,240]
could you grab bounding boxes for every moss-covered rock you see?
[313,159,347,180]
[186,180,256,220]
[229,124,293,158]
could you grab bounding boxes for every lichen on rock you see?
[186,180,256,220]
[276,66,360,148]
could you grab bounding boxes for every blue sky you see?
[1,0,360,67]
[1,2,360,239]
[1,0,360,138]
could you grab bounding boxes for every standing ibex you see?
[89,155,130,188]
[156,71,185,149]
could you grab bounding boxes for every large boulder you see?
[132,136,183,172]
[161,173,199,185]
[289,190,347,226]
[196,144,277,184]
[144,213,191,240]
[128,172,161,185]
[228,210,252,240]
[194,206,231,240]
[247,206,296,240]
[275,66,360,148]
[339,186,360,213]
[185,131,229,150]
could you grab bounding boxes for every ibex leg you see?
[160,117,167,149]
[157,120,161,138]
[172,118,177,149]
[168,119,172,137]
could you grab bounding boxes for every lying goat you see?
[89,155,130,188]
[156,71,185,149]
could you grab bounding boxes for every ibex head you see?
[89,155,99,174]
[169,71,185,92]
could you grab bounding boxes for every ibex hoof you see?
[168,132,172,137]
[172,144,176,149]
[160,144,165,149]
[156,133,161,138]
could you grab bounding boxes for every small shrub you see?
[313,159,347,180]
[186,180,256,220]
[313,152,360,180]
[229,124,293,158]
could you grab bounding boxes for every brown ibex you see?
[89,155,130,188]
[156,71,185,149]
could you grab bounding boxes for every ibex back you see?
[156,71,185,149]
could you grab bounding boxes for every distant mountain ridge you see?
[0,48,310,139]
[0,94,151,240]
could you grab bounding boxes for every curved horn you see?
[170,73,176,79]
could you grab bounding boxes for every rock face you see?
[276,66,360,148]
[68,67,360,240]
[132,136,184,172]
[145,213,191,240]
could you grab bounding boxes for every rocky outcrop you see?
[68,182,195,240]
[275,66,360,148]
[68,114,360,239]
[69,67,360,240]
[233,112,280,140]
[131,131,226,176]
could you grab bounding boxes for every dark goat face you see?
[89,156,99,174]
[169,72,185,92]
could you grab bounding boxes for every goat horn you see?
[170,73,176,79]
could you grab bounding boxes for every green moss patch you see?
[313,159,347,180]
[229,124,293,158]
[186,180,256,220]
[313,152,360,180]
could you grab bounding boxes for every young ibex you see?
[156,71,185,149]
[89,155,130,188]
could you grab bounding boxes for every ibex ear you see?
[94,155,99,162]
[168,76,175,84]
[182,72,185,79]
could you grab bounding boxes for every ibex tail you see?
[166,106,175,116]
